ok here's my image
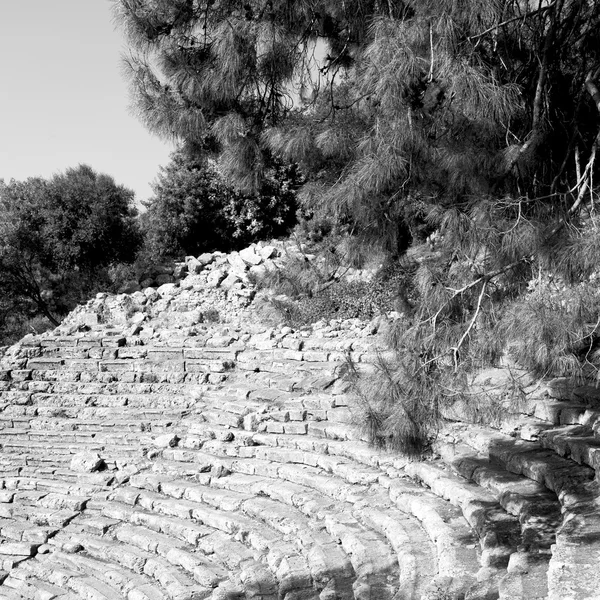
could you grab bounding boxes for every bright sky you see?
[0,1,173,205]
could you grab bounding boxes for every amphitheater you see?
[0,244,599,600]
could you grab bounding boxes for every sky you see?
[0,1,173,205]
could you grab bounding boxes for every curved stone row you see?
[1,314,599,599]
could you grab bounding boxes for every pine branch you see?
[468,1,557,42]
[451,280,487,372]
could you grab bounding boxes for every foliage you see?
[140,149,298,260]
[114,0,600,454]
[0,165,140,341]
[114,0,599,242]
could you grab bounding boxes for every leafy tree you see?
[0,165,140,333]
[141,149,298,259]
[115,0,600,453]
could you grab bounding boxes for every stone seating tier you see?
[1,302,600,598]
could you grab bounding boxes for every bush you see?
[0,166,140,338]
[141,150,299,260]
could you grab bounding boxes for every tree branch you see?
[451,280,487,372]
[468,1,556,42]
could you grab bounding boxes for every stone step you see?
[538,424,600,477]
[0,502,80,529]
[100,489,295,593]
[26,356,234,377]
[140,442,484,596]
[37,345,239,364]
[450,423,600,599]
[124,477,397,599]
[404,461,524,569]
[27,393,196,410]
[250,431,398,472]
[15,381,204,396]
[92,495,315,599]
[207,470,479,597]
[8,551,137,600]
[24,370,220,386]
[436,441,561,552]
[1,573,72,600]
[0,440,141,460]
[0,428,156,445]
[53,535,213,600]
[0,473,115,495]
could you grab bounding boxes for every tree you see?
[0,166,140,332]
[141,149,298,259]
[115,0,600,452]
[113,0,600,237]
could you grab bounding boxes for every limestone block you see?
[239,246,263,266]
[173,262,188,278]
[186,256,203,274]
[70,452,104,473]
[220,273,242,291]
[153,433,179,448]
[259,245,277,259]
[126,290,145,305]
[129,312,146,325]
[143,287,159,301]
[207,268,227,288]
[230,284,254,299]
[198,252,215,266]
[157,283,179,297]
[227,252,248,274]
[0,543,36,556]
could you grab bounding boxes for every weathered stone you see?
[239,246,263,266]
[227,252,248,273]
[258,245,277,259]
[220,272,242,291]
[157,283,179,297]
[198,252,214,265]
[207,268,227,288]
[0,543,36,556]
[70,452,105,473]
[153,433,180,448]
[186,256,203,274]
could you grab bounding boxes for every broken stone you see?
[207,268,227,288]
[186,256,203,274]
[221,273,242,291]
[198,252,214,266]
[239,246,262,266]
[157,283,179,297]
[153,433,179,448]
[70,452,104,473]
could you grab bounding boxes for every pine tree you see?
[114,0,600,452]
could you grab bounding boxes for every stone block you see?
[198,252,214,266]
[207,268,227,288]
[70,452,104,473]
[239,247,262,266]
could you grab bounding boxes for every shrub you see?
[141,150,299,260]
